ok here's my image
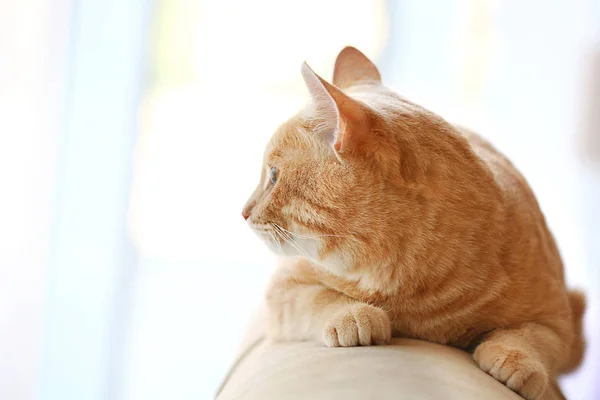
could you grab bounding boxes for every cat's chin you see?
[264,240,287,256]
[248,221,329,261]
[265,240,307,258]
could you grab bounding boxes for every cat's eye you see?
[269,167,278,184]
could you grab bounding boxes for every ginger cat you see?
[242,47,585,400]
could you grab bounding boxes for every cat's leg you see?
[265,258,391,347]
[473,323,568,400]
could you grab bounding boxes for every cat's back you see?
[454,124,525,192]
[454,124,565,281]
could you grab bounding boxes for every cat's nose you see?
[242,200,255,221]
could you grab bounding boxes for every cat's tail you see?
[560,289,586,374]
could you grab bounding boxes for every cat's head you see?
[242,47,450,275]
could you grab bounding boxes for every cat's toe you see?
[323,304,391,347]
[474,342,548,400]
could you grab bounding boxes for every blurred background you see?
[1,0,599,399]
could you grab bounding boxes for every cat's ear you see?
[301,62,371,154]
[333,46,381,89]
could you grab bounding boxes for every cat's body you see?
[243,48,585,400]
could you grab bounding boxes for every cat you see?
[242,47,585,400]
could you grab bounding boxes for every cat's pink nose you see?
[242,210,249,220]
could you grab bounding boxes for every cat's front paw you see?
[322,304,391,347]
[474,342,548,400]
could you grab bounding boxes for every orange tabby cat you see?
[242,47,585,400]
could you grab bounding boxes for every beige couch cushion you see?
[216,310,562,400]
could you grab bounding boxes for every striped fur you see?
[242,47,585,400]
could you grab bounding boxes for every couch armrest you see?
[216,310,561,400]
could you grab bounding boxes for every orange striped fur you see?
[242,47,585,400]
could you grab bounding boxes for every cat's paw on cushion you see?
[474,342,548,400]
[323,304,391,347]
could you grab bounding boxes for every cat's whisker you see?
[271,222,355,240]
[272,224,305,254]
[274,225,304,255]
[270,229,300,286]
[271,224,320,275]
[267,230,283,254]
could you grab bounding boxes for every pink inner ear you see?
[301,61,370,154]
[331,92,372,153]
[301,62,341,141]
[333,116,348,152]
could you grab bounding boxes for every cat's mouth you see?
[250,221,324,261]
[249,222,273,233]
[250,221,318,258]
[251,224,274,239]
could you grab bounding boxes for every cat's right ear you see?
[301,62,371,155]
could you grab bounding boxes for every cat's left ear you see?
[301,62,371,154]
[333,46,381,89]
